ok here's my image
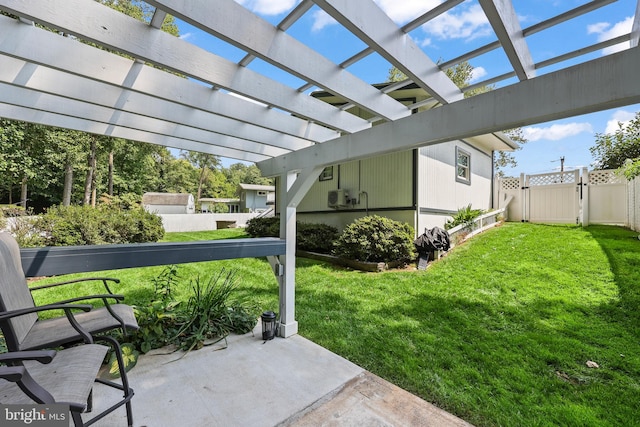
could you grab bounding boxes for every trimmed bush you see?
[297,222,338,253]
[246,217,339,254]
[245,216,280,238]
[17,204,164,247]
[333,215,416,263]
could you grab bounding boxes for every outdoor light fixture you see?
[261,311,277,340]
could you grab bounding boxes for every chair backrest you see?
[0,232,38,350]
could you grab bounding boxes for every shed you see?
[142,192,195,214]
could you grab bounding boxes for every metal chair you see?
[0,231,136,426]
[0,345,127,426]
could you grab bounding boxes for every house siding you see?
[417,142,493,231]
[295,151,415,231]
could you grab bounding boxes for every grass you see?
[29,223,640,426]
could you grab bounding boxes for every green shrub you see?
[296,222,338,253]
[445,204,483,230]
[0,205,28,217]
[20,204,164,247]
[245,216,280,237]
[9,216,46,247]
[333,215,416,263]
[246,217,338,254]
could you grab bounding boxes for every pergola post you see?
[275,171,299,337]
[267,167,323,338]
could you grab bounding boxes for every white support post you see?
[520,172,527,222]
[581,167,590,226]
[276,171,299,338]
[267,166,324,338]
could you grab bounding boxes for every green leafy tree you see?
[164,158,199,194]
[223,163,273,195]
[0,120,27,205]
[590,111,640,178]
[0,121,50,207]
[180,151,221,200]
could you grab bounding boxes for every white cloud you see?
[179,32,193,41]
[587,16,633,55]
[234,0,298,16]
[421,4,491,41]
[605,110,636,134]
[469,66,487,83]
[311,10,337,32]
[523,123,593,141]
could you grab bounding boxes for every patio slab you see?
[88,324,473,426]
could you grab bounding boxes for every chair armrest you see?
[0,304,95,344]
[0,366,26,382]
[51,294,125,305]
[29,277,120,293]
[0,350,57,364]
[0,304,92,321]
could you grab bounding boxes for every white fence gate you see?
[496,169,631,227]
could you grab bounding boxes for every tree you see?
[0,121,50,207]
[164,158,199,194]
[590,112,640,178]
[223,163,273,197]
[180,151,221,200]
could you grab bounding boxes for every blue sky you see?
[175,0,639,176]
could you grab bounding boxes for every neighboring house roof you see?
[311,84,518,153]
[200,198,240,203]
[238,184,275,192]
[142,192,193,205]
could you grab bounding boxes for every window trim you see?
[455,146,471,185]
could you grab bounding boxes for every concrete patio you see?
[90,322,473,427]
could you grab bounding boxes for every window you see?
[319,166,333,181]
[456,147,471,184]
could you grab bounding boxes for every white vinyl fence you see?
[496,169,639,231]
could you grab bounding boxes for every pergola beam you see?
[147,0,409,122]
[312,0,463,105]
[0,104,269,162]
[0,83,293,158]
[0,58,312,153]
[0,15,341,144]
[259,47,640,176]
[479,0,535,81]
[0,0,370,134]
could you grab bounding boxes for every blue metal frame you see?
[20,238,286,277]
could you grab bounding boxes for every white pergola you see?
[1,0,639,337]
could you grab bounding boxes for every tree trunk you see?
[83,136,96,205]
[62,159,73,206]
[197,167,208,201]
[108,151,114,196]
[20,175,28,209]
[91,151,97,207]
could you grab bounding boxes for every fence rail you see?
[447,204,509,246]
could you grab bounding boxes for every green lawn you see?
[30,223,640,427]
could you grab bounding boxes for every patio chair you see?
[0,231,136,425]
[0,345,130,426]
